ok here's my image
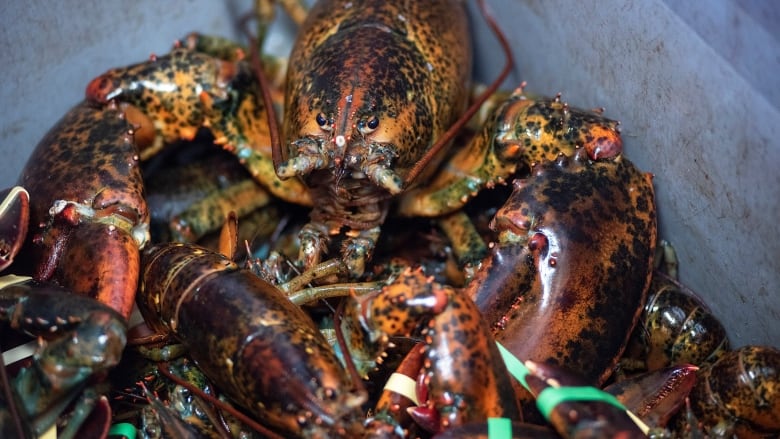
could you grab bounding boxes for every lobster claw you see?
[0,186,30,272]
[27,200,143,320]
[18,102,150,320]
[52,221,140,320]
[523,361,648,439]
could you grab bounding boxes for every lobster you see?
[620,241,731,373]
[0,186,129,438]
[627,271,731,373]
[0,278,128,439]
[353,266,523,434]
[273,0,476,279]
[683,345,780,438]
[138,241,366,438]
[73,0,521,288]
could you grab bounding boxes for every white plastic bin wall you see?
[1,0,777,347]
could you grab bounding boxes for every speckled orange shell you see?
[85,48,312,206]
[19,102,147,231]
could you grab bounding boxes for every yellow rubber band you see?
[40,424,56,439]
[0,274,32,289]
[383,372,419,405]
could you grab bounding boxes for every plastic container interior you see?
[0,0,777,347]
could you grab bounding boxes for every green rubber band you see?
[488,417,512,439]
[536,386,627,419]
[496,342,630,426]
[496,342,531,391]
[108,423,137,439]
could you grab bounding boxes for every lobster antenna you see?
[157,362,286,439]
[0,347,27,439]
[404,0,515,187]
[241,12,285,170]
[333,297,368,398]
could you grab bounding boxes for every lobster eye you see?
[358,116,379,134]
[316,112,327,127]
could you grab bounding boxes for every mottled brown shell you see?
[468,150,656,387]
[139,243,364,437]
[19,102,147,235]
[641,273,730,370]
[283,0,471,188]
[17,102,148,318]
[357,267,521,431]
[686,345,780,437]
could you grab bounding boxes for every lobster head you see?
[277,0,472,195]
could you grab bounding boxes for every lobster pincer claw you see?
[523,361,648,439]
[355,266,522,433]
[0,186,29,272]
[50,219,142,320]
[17,101,150,319]
[0,278,127,437]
